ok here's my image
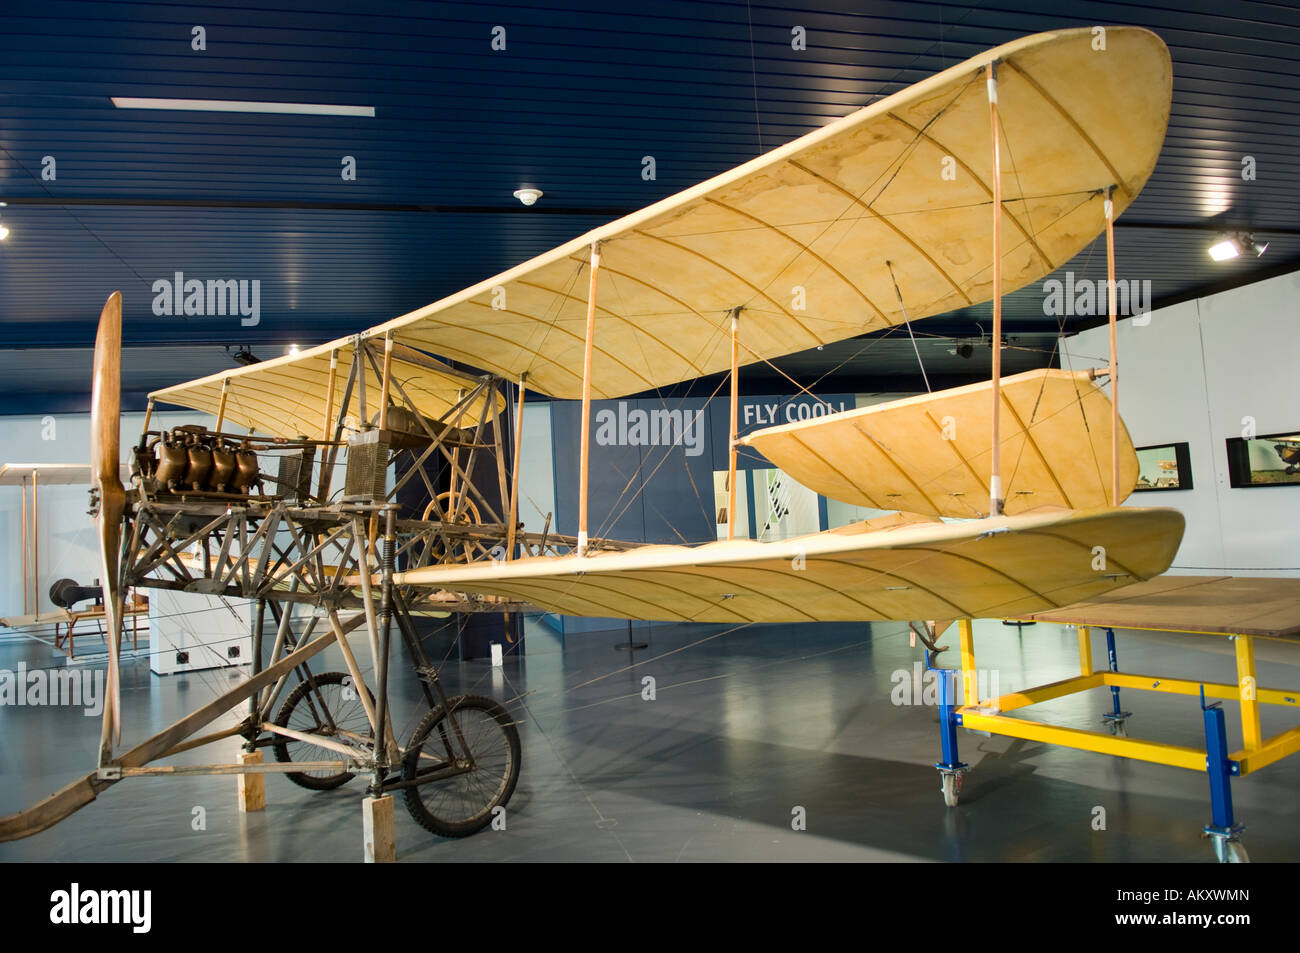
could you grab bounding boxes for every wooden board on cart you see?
[1008,574,1300,640]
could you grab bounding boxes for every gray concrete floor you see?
[1,614,1298,862]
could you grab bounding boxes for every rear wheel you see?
[272,672,373,790]
[402,695,520,837]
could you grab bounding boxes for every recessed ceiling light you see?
[286,343,301,357]
[111,97,375,117]
[513,188,543,206]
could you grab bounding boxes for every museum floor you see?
[2,614,1298,863]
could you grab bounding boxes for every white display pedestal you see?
[149,588,254,676]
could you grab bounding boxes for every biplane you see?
[0,26,1187,853]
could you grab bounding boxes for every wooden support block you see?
[237,750,266,813]
[363,795,396,864]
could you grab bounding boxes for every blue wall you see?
[549,392,852,634]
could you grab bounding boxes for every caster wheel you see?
[941,772,962,808]
[1212,839,1249,863]
[1109,721,1127,737]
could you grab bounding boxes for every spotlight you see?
[1208,238,1239,262]
[227,345,260,366]
[1208,232,1268,262]
[286,343,300,357]
[513,188,543,206]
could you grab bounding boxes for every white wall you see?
[1062,270,1300,576]
[0,410,203,618]
[515,402,555,535]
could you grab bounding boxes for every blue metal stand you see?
[933,666,967,806]
[1200,686,1246,861]
[1100,628,1132,735]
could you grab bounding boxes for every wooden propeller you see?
[91,291,126,754]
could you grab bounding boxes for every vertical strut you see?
[378,332,394,431]
[322,350,338,441]
[727,307,740,541]
[986,61,1005,517]
[577,241,601,557]
[215,379,230,433]
[507,375,527,559]
[20,476,27,616]
[141,398,155,443]
[1104,186,1119,506]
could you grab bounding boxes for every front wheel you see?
[402,695,521,838]
[272,672,373,790]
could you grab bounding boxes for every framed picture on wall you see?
[1226,431,1300,488]
[1133,442,1193,491]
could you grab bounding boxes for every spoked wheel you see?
[402,695,521,838]
[272,672,373,790]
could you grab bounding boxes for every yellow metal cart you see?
[934,575,1300,863]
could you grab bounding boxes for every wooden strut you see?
[1104,186,1119,506]
[378,332,394,430]
[507,375,527,559]
[215,379,229,433]
[322,349,338,442]
[578,241,601,557]
[986,61,1005,516]
[728,308,740,541]
[141,399,155,444]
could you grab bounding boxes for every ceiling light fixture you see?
[513,188,543,206]
[1208,232,1268,262]
[111,97,375,117]
[1207,239,1239,262]
[0,202,9,241]
[227,345,261,366]
[286,343,301,357]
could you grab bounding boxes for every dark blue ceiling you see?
[2,0,1299,411]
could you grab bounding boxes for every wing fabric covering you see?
[151,27,1172,414]
[390,507,1185,623]
[150,342,502,440]
[740,369,1138,518]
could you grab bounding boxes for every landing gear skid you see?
[909,621,948,665]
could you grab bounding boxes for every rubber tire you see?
[941,773,960,808]
[272,672,372,790]
[402,695,521,838]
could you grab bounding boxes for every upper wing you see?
[740,369,1138,518]
[372,27,1170,399]
[155,26,1171,411]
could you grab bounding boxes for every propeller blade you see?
[90,292,126,752]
